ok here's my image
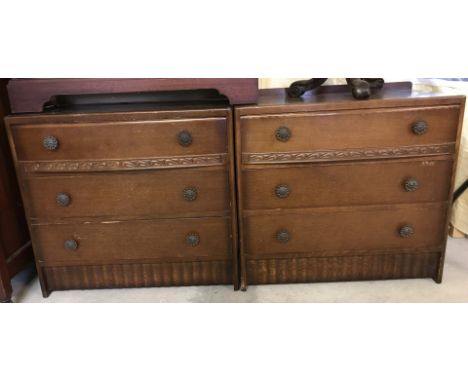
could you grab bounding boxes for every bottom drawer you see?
[33,216,232,265]
[243,203,448,256]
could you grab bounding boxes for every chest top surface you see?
[236,83,466,116]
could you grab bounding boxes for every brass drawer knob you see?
[275,184,290,198]
[177,130,193,147]
[276,229,290,243]
[183,187,198,201]
[185,232,200,247]
[64,239,79,251]
[412,120,428,135]
[399,225,414,238]
[275,126,291,142]
[43,136,59,151]
[404,179,419,192]
[56,192,72,206]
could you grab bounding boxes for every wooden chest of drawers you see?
[235,85,465,290]
[4,82,465,296]
[6,107,238,296]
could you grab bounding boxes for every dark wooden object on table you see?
[0,79,33,302]
[287,78,384,99]
[7,78,259,113]
[234,82,465,290]
[6,103,238,296]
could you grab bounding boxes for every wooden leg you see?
[240,279,248,292]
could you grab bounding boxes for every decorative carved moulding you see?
[242,144,456,164]
[7,78,259,113]
[246,252,440,285]
[43,260,233,290]
[21,153,228,174]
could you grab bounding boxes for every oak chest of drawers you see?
[6,106,238,296]
[235,85,465,290]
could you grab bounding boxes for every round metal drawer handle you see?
[56,192,72,206]
[183,187,198,202]
[185,232,200,247]
[43,136,59,151]
[412,120,428,135]
[399,225,415,238]
[177,130,193,147]
[276,229,290,243]
[64,239,79,251]
[275,126,291,142]
[275,184,290,198]
[404,179,419,192]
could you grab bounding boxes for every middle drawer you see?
[24,167,230,220]
[242,157,452,210]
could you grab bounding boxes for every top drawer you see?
[9,117,228,162]
[240,106,460,161]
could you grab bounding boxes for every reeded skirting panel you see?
[42,260,232,294]
[246,253,440,285]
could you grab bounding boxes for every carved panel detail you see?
[22,154,227,173]
[243,144,455,164]
[246,252,440,285]
[43,260,232,291]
